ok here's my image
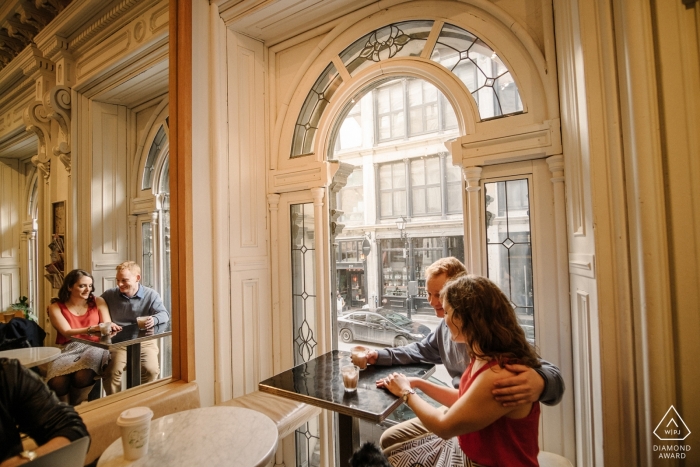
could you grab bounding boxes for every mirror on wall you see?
[0,0,171,405]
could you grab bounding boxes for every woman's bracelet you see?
[87,325,93,333]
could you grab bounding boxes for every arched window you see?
[135,110,172,379]
[290,21,522,158]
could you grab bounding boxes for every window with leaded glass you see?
[378,161,407,218]
[410,157,442,216]
[484,179,535,342]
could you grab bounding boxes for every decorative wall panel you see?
[0,158,19,261]
[90,102,127,287]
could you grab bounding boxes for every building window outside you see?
[338,167,364,225]
[378,161,407,218]
[378,236,464,316]
[375,81,405,142]
[411,157,442,215]
[375,78,458,144]
[379,154,460,219]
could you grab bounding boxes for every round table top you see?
[0,347,60,367]
[97,407,278,467]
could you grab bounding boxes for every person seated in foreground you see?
[45,269,122,405]
[101,261,170,394]
[379,275,542,466]
[0,358,89,467]
[353,257,563,450]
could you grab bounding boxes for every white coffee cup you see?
[116,407,154,460]
[99,322,111,336]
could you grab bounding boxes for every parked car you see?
[338,310,431,347]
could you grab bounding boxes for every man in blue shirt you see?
[101,261,169,394]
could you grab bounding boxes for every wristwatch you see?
[401,388,416,403]
[19,450,37,461]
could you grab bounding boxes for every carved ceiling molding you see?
[23,83,72,179]
[68,0,140,51]
[0,0,72,72]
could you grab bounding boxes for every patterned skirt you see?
[386,433,487,467]
[45,341,110,381]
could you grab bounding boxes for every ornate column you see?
[463,166,483,275]
[267,193,281,374]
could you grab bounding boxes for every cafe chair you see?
[538,451,574,467]
[217,390,321,465]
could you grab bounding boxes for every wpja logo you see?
[653,405,691,459]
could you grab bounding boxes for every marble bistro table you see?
[97,406,278,467]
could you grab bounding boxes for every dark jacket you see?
[0,358,89,462]
[0,318,46,350]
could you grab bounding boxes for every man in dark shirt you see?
[0,358,89,466]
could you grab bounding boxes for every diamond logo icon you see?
[654,406,691,441]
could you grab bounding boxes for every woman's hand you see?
[109,322,122,332]
[376,372,411,398]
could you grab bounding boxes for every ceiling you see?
[217,0,379,46]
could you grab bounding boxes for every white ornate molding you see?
[546,154,565,183]
[451,118,563,167]
[463,166,482,193]
[24,98,52,182]
[45,84,71,172]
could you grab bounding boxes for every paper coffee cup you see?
[117,407,153,460]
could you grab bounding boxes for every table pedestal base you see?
[126,342,141,389]
[338,413,360,467]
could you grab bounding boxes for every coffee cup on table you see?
[341,364,359,392]
[116,407,153,460]
[99,322,111,336]
[136,316,149,330]
[350,345,369,370]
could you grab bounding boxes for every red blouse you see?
[55,302,101,345]
[457,359,540,467]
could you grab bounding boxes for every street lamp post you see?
[395,217,411,318]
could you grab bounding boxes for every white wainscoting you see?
[90,102,128,291]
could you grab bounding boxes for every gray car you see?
[338,310,431,347]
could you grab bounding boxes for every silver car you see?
[338,310,431,347]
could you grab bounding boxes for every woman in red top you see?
[380,275,541,467]
[45,269,121,405]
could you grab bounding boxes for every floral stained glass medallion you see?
[339,21,434,77]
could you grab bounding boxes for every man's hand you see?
[144,316,155,329]
[492,364,545,407]
[366,350,378,365]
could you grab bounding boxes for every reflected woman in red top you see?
[381,275,541,467]
[45,269,122,405]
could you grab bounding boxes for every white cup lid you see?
[117,407,154,426]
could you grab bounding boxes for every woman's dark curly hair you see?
[440,274,540,368]
[55,269,96,305]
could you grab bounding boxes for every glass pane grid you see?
[484,179,535,343]
[430,23,523,120]
[291,203,320,465]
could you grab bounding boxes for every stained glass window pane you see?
[290,203,321,466]
[142,125,166,190]
[430,23,523,120]
[339,21,434,77]
[291,63,343,157]
[484,179,535,343]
